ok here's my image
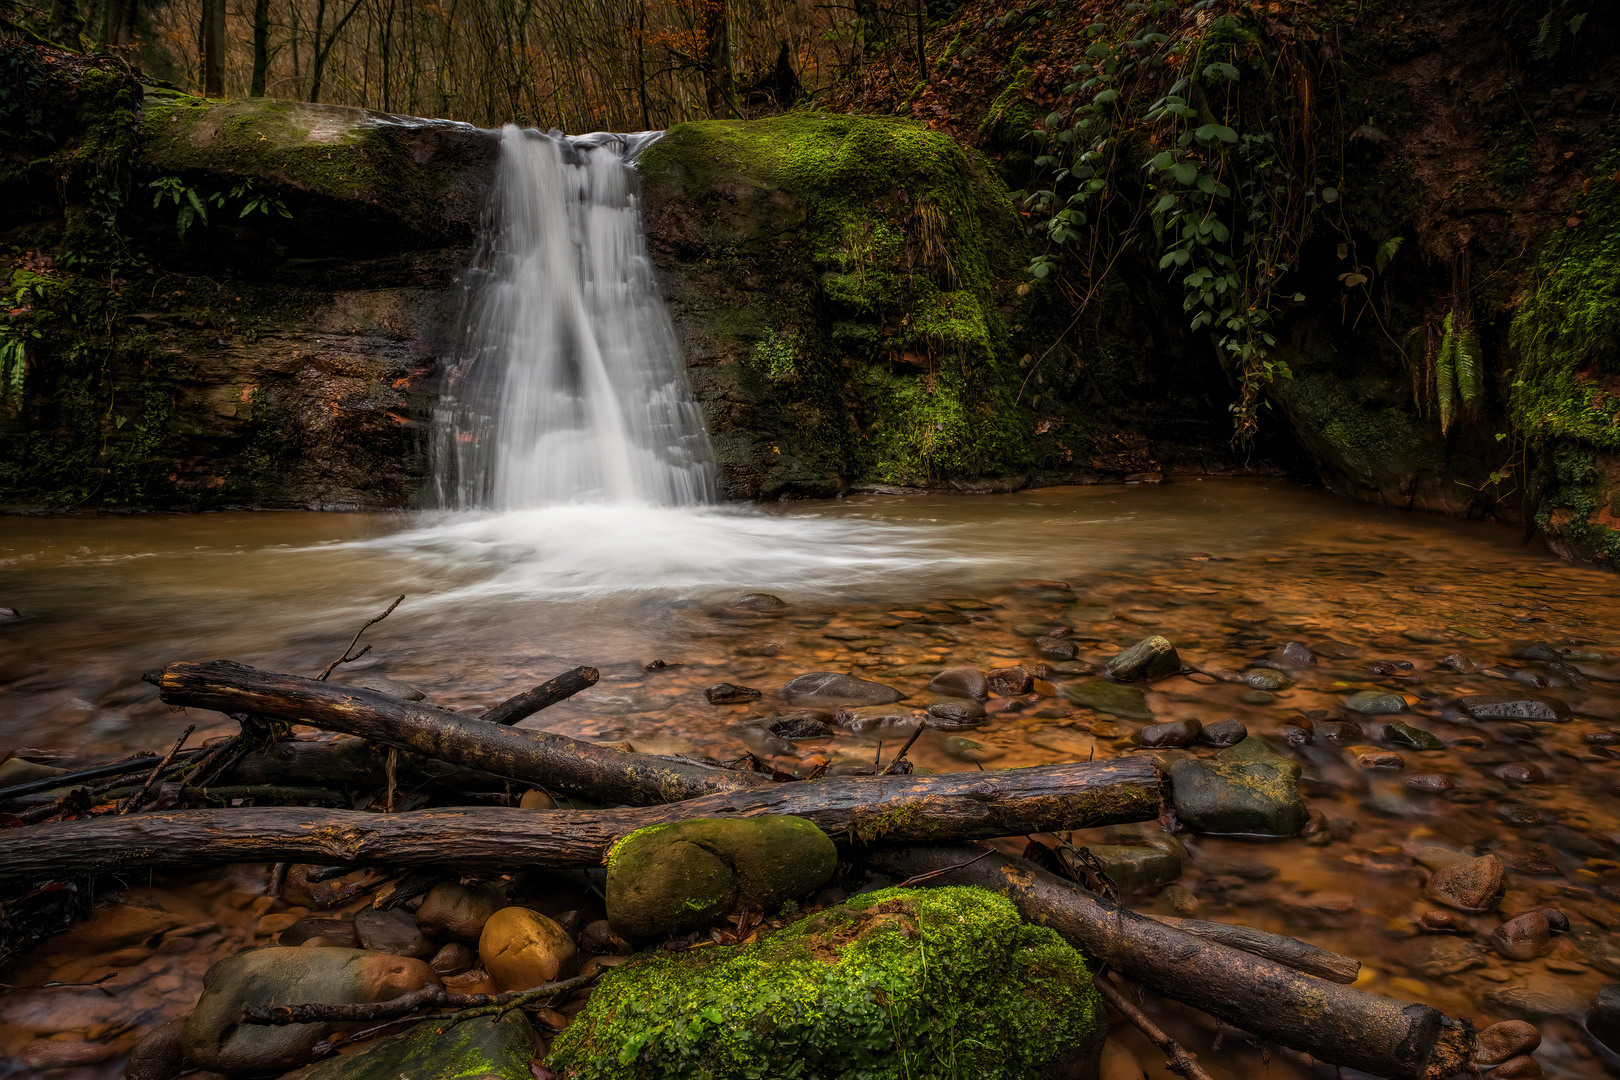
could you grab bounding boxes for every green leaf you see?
[1195,124,1239,143]
[1093,89,1119,105]
[1153,193,1177,213]
[1148,150,1174,170]
[1172,162,1198,186]
[1197,173,1217,194]
[1203,62,1240,81]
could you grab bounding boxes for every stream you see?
[4,477,1620,1077]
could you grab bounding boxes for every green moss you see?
[548,886,1104,1080]
[639,113,1031,487]
[1509,164,1620,451]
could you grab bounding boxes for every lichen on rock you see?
[548,885,1105,1080]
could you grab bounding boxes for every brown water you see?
[4,478,1620,1078]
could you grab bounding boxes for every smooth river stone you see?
[1134,718,1201,748]
[781,672,901,707]
[1383,721,1443,750]
[1244,668,1292,691]
[1167,738,1307,837]
[1426,854,1504,912]
[1062,680,1152,721]
[1106,635,1182,683]
[1460,694,1570,722]
[1198,719,1246,747]
[1345,690,1407,715]
[926,666,988,700]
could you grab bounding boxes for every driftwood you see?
[0,758,1162,880]
[149,660,765,806]
[483,666,599,725]
[867,846,1471,1080]
[224,736,517,795]
[1145,914,1360,984]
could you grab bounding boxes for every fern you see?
[1437,312,1458,434]
[0,336,25,402]
[1453,320,1483,406]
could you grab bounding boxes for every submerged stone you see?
[781,671,902,707]
[605,816,837,941]
[547,886,1106,1080]
[1106,635,1182,682]
[1460,694,1570,722]
[926,666,989,700]
[1384,721,1444,750]
[1086,844,1183,894]
[1134,718,1201,748]
[926,699,986,730]
[1062,680,1152,721]
[1167,737,1308,837]
[1345,690,1408,714]
[280,1012,532,1080]
[1244,668,1292,691]
[704,682,762,705]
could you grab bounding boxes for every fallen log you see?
[864,845,1471,1080]
[224,736,516,794]
[1145,914,1360,984]
[0,758,1161,880]
[149,660,765,805]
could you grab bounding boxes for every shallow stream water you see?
[4,478,1620,1078]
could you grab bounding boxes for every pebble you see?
[579,919,630,955]
[1346,690,1407,715]
[1036,635,1079,660]
[942,737,1005,763]
[18,1040,116,1068]
[1316,719,1362,741]
[1197,719,1247,747]
[925,700,985,730]
[1384,721,1443,750]
[926,667,988,700]
[1419,909,1472,933]
[1492,912,1552,960]
[1498,803,1545,826]
[1356,750,1405,770]
[1427,854,1505,912]
[1239,690,1277,705]
[1268,641,1315,668]
[987,665,1036,696]
[1244,668,1292,691]
[1406,773,1454,792]
[1134,718,1202,748]
[520,789,558,809]
[1491,1056,1544,1079]
[1461,694,1570,722]
[353,908,435,960]
[430,942,476,976]
[415,881,504,941]
[1162,884,1200,915]
[1063,680,1152,720]
[749,713,834,740]
[781,672,902,707]
[1495,761,1546,784]
[1436,653,1478,674]
[479,908,580,991]
[1586,985,1620,1051]
[126,1019,186,1080]
[1106,635,1182,682]
[705,682,762,704]
[728,592,787,611]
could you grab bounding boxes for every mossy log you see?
[0,759,1161,879]
[149,660,767,806]
[864,846,1472,1080]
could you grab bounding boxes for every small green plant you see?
[149,177,292,240]
[0,331,30,403]
[750,329,802,383]
[1435,307,1482,435]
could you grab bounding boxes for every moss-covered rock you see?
[1167,737,1307,838]
[279,1012,533,1080]
[548,885,1106,1080]
[637,113,1037,497]
[605,816,837,941]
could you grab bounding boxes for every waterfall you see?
[436,125,717,510]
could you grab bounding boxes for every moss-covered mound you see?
[547,885,1105,1080]
[638,113,1038,496]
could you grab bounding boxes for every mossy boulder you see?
[279,1011,533,1080]
[605,816,837,941]
[1167,737,1308,838]
[637,113,1037,498]
[548,885,1106,1080]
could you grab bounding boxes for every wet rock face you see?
[182,947,440,1074]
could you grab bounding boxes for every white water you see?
[436,125,716,510]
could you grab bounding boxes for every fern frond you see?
[1437,312,1458,435]
[1532,9,1559,60]
[1454,322,1483,406]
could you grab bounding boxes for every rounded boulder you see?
[478,907,579,992]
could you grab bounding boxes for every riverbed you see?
[3,477,1619,1078]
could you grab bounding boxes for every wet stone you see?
[1346,690,1407,715]
[1498,802,1545,826]
[1356,750,1405,770]
[353,907,434,960]
[1426,854,1504,912]
[1035,635,1078,661]
[729,592,788,611]
[1316,720,1362,741]
[1048,660,1095,676]
[1198,719,1247,747]
[749,713,834,740]
[1406,773,1454,792]
[1436,653,1478,674]
[1419,909,1472,933]
[1384,721,1444,750]
[987,665,1036,696]
[925,700,986,731]
[1413,936,1489,977]
[705,681,763,705]
[1314,639,1360,659]
[782,672,902,707]
[1268,641,1314,669]
[1239,690,1277,705]
[1087,844,1183,894]
[1587,986,1620,1053]
[942,737,1005,764]
[1495,761,1546,784]
[1485,975,1589,1019]
[1062,680,1152,721]
[1135,718,1202,748]
[1461,694,1570,722]
[1168,737,1308,837]
[1493,912,1553,960]
[926,666,988,700]
[1106,635,1182,683]
[1244,668,1292,691]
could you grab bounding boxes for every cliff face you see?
[0,55,496,510]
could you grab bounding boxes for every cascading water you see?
[436,125,716,510]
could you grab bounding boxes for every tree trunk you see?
[151,660,765,806]
[201,0,226,96]
[0,758,1162,879]
[250,0,271,97]
[863,846,1473,1080]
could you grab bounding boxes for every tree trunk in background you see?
[49,0,85,47]
[250,0,270,96]
[201,0,225,96]
[105,0,137,46]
